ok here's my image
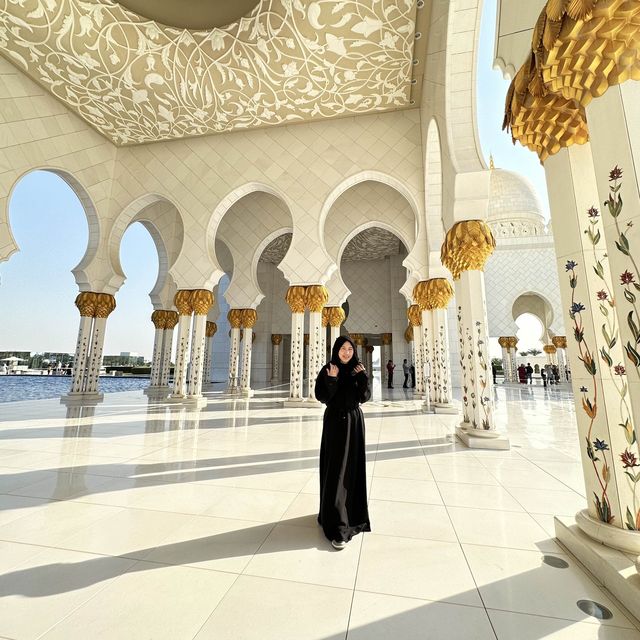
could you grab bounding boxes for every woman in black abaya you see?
[315,336,371,549]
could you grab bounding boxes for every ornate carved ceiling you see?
[259,228,402,264]
[0,0,423,145]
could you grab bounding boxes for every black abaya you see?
[315,355,371,543]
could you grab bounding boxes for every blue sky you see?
[0,0,549,359]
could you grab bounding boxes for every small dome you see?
[488,169,547,238]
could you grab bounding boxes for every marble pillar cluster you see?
[203,321,217,384]
[149,309,179,389]
[413,278,455,409]
[325,306,346,353]
[551,335,567,382]
[407,305,424,395]
[498,336,518,383]
[239,309,258,396]
[270,333,282,384]
[227,309,242,393]
[441,220,509,449]
[544,143,640,558]
[285,285,330,405]
[68,292,116,397]
[170,289,214,403]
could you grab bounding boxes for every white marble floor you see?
[0,381,639,639]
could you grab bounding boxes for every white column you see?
[289,313,305,400]
[307,311,323,400]
[412,325,424,395]
[159,317,177,387]
[501,345,510,384]
[172,314,192,398]
[187,313,207,398]
[458,270,496,433]
[228,326,241,392]
[433,307,453,406]
[85,316,107,394]
[420,309,432,401]
[330,325,340,350]
[149,323,165,387]
[271,334,282,383]
[70,314,93,394]
[240,327,254,395]
[454,281,472,426]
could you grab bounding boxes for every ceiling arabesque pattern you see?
[0,0,417,145]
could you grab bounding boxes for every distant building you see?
[103,352,146,367]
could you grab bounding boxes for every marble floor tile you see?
[356,534,483,607]
[194,575,352,640]
[436,482,525,512]
[488,609,640,639]
[463,544,637,628]
[40,561,237,640]
[369,476,443,505]
[348,591,496,640]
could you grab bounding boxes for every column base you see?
[60,393,104,406]
[455,426,510,450]
[144,386,169,397]
[434,403,459,414]
[574,509,640,555]
[185,396,208,408]
[240,389,255,398]
[302,398,322,408]
[283,398,309,408]
[555,515,640,622]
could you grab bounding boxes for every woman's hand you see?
[353,363,365,375]
[327,363,339,377]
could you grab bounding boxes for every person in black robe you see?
[315,336,371,549]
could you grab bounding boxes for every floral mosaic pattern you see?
[566,259,614,523]
[0,0,416,144]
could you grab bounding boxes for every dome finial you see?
[489,153,495,170]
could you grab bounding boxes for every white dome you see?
[488,169,547,238]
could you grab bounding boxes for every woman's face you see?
[338,342,354,364]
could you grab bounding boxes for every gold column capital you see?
[326,306,346,328]
[412,280,430,311]
[350,333,366,347]
[321,307,330,327]
[381,333,393,345]
[286,286,307,313]
[191,289,214,316]
[271,334,282,345]
[407,304,422,327]
[508,336,519,349]
[205,321,218,338]
[94,293,116,318]
[227,309,243,328]
[543,344,557,355]
[425,278,454,309]
[164,311,179,330]
[305,285,329,313]
[151,310,166,329]
[441,220,495,279]
[498,336,510,348]
[241,308,258,329]
[552,335,567,349]
[75,292,98,317]
[404,325,413,343]
[174,290,193,316]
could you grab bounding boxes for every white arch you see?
[319,170,421,253]
[108,193,185,285]
[2,166,101,290]
[207,181,297,267]
[425,118,446,256]
[251,227,294,289]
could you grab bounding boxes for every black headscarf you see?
[329,336,360,374]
